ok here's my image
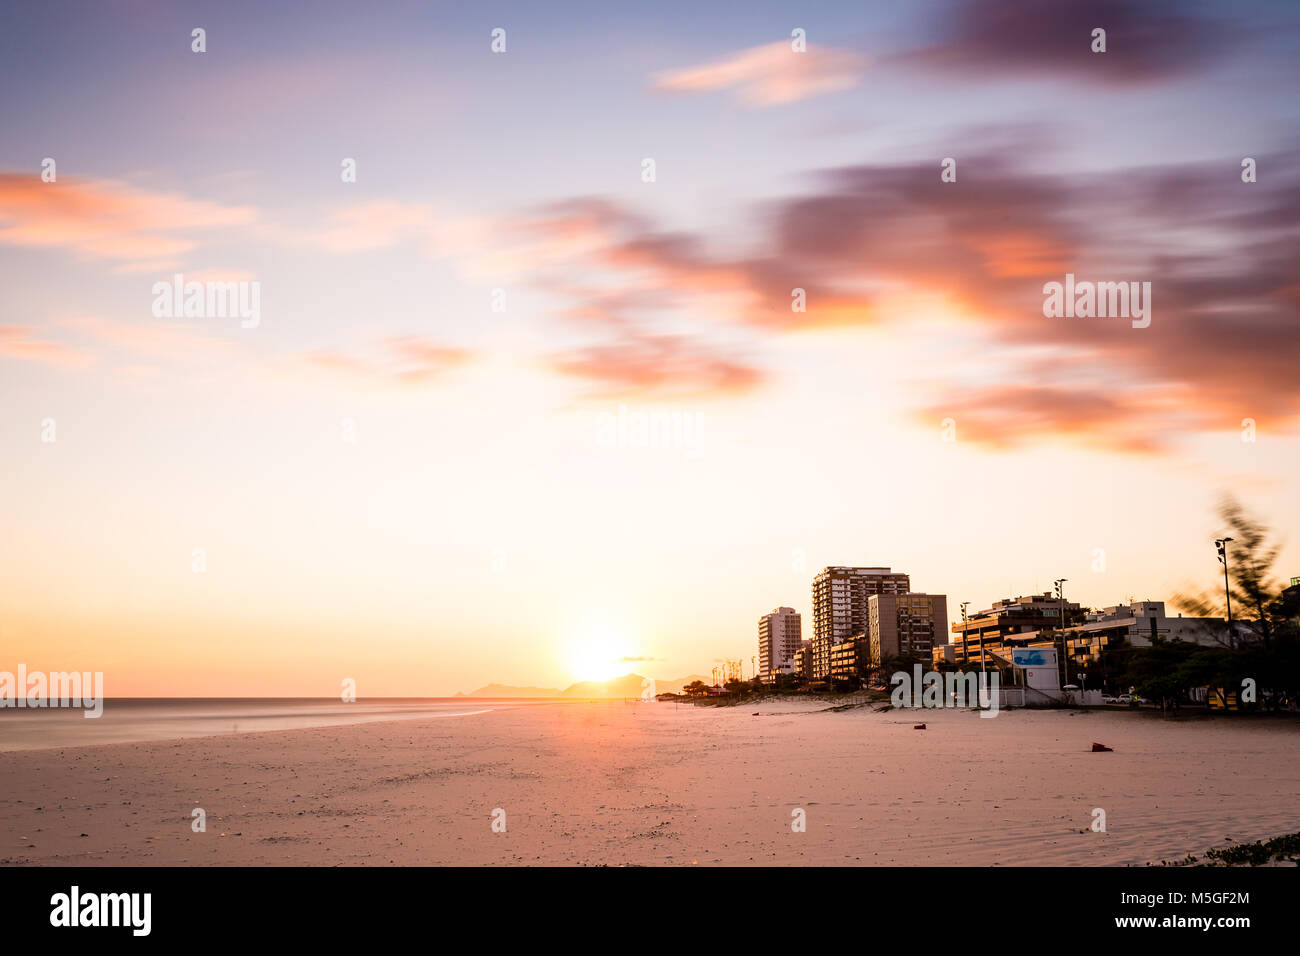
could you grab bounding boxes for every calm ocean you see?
[0,698,501,751]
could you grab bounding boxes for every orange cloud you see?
[498,141,1300,450]
[0,174,256,269]
[548,332,763,400]
[917,382,1202,455]
[0,325,94,368]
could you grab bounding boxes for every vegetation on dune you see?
[1162,830,1300,867]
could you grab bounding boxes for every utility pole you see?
[1216,537,1234,649]
[1054,578,1069,688]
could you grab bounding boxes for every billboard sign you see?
[1011,647,1058,668]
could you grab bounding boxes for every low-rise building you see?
[941,592,1082,667]
[792,644,812,681]
[1282,577,1300,623]
[984,600,1231,684]
[829,637,865,684]
[1063,600,1228,664]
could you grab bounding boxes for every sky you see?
[2,0,1299,696]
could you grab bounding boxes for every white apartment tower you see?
[758,607,803,678]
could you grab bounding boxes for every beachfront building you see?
[792,644,812,680]
[811,566,911,680]
[1028,600,1229,674]
[829,637,865,684]
[1282,577,1300,623]
[937,592,1082,668]
[932,643,957,665]
[758,606,803,680]
[867,593,949,667]
[937,598,1232,687]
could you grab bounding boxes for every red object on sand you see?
[1091,742,1113,752]
[913,723,926,730]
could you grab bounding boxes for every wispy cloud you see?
[312,201,437,254]
[548,330,763,400]
[38,314,471,396]
[295,337,472,389]
[58,313,248,364]
[654,40,868,106]
[0,325,94,369]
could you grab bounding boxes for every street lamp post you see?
[960,601,970,669]
[1054,578,1069,689]
[1216,537,1234,649]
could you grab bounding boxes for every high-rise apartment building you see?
[810,567,910,680]
[758,607,803,678]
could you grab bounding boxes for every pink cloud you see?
[313,201,436,254]
[655,41,868,106]
[295,337,472,388]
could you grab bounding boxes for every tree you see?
[1097,637,1135,695]
[1173,494,1285,649]
[1123,639,1197,712]
[682,680,709,698]
[1146,494,1300,709]
[773,671,800,692]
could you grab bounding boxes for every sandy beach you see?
[3,700,1298,866]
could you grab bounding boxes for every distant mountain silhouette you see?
[460,673,709,698]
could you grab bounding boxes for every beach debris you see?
[1091,742,1113,752]
[913,723,926,730]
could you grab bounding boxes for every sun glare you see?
[565,613,635,683]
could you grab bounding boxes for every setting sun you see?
[564,613,637,682]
